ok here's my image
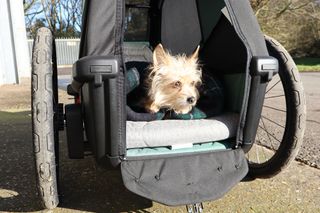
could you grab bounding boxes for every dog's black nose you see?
[187,97,195,104]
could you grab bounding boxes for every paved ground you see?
[295,73,320,168]
[0,73,319,212]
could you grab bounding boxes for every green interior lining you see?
[197,0,226,42]
[126,140,233,157]
[223,74,245,112]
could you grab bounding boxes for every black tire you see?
[247,35,307,178]
[31,27,59,209]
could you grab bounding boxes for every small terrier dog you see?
[145,44,202,114]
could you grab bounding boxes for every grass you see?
[0,110,30,123]
[294,57,320,72]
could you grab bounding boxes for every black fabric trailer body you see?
[122,149,248,206]
[223,0,269,148]
[78,0,269,159]
[79,0,126,165]
[80,0,124,58]
[76,0,272,206]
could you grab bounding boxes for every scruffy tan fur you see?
[145,44,202,114]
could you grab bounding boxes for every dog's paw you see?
[174,106,192,114]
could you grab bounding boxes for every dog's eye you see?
[191,81,201,87]
[192,81,201,87]
[174,81,182,88]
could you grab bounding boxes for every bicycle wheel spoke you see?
[258,124,281,144]
[266,79,281,94]
[261,115,285,129]
[262,145,267,161]
[265,94,285,99]
[256,144,260,164]
[260,118,276,150]
[263,105,286,113]
[257,132,268,161]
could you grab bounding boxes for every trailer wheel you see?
[31,27,59,209]
[246,35,307,178]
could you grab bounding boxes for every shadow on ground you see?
[0,111,41,211]
[0,110,152,212]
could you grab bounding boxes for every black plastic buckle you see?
[72,55,119,84]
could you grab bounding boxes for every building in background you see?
[0,0,30,85]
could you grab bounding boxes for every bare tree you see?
[24,0,43,34]
[250,0,311,16]
[250,0,320,57]
[59,0,82,35]
[250,0,271,16]
[24,0,82,37]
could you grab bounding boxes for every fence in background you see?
[28,38,80,66]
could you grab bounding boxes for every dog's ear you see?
[190,45,200,60]
[153,44,169,65]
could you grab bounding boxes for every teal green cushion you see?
[166,107,207,120]
[126,141,232,157]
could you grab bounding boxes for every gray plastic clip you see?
[94,74,103,87]
[186,203,204,213]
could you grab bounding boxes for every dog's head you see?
[148,44,202,114]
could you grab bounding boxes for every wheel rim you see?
[246,71,287,167]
